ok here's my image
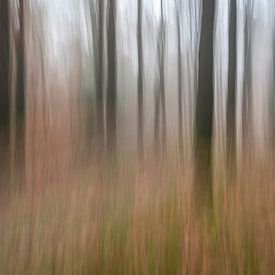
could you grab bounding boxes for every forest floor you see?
[0,155,275,275]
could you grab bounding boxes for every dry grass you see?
[0,155,275,275]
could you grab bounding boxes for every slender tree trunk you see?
[106,0,117,155]
[160,0,166,151]
[96,0,104,151]
[137,0,144,158]
[243,0,252,158]
[176,1,183,157]
[0,0,10,183]
[154,0,166,156]
[16,0,26,182]
[195,0,215,206]
[227,0,237,174]
[17,0,25,123]
[0,0,10,134]
[9,2,18,185]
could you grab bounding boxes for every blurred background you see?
[1,0,275,274]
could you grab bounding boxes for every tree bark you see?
[17,0,25,123]
[176,1,183,157]
[137,0,144,158]
[227,0,237,174]
[242,0,253,158]
[160,0,167,152]
[106,0,117,155]
[0,0,10,133]
[154,0,166,157]
[16,0,26,178]
[195,0,215,206]
[96,0,104,151]
[0,0,11,183]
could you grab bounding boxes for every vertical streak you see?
[176,0,183,157]
[137,0,144,157]
[106,0,117,155]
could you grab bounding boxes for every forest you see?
[0,0,275,274]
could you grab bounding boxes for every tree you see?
[227,0,237,173]
[154,0,166,155]
[17,0,25,123]
[195,0,215,205]
[0,0,10,135]
[176,0,183,157]
[242,0,253,156]
[106,0,117,155]
[16,0,26,172]
[8,0,26,184]
[91,0,105,151]
[0,0,11,183]
[137,0,144,158]
[159,0,166,152]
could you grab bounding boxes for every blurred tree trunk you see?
[17,0,25,123]
[90,0,105,152]
[3,0,26,185]
[137,0,144,158]
[96,0,105,152]
[160,0,166,152]
[227,0,237,174]
[195,0,215,206]
[154,0,166,156]
[0,0,10,136]
[176,0,183,157]
[16,0,26,180]
[0,0,11,184]
[154,19,162,154]
[243,0,253,157]
[106,0,117,156]
[9,6,17,184]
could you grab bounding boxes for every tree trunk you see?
[137,0,144,158]
[0,0,10,183]
[227,0,237,174]
[176,1,183,157]
[106,0,117,155]
[0,0,10,133]
[17,0,25,123]
[242,0,253,158]
[195,0,215,206]
[96,0,104,151]
[160,0,166,152]
[16,0,26,180]
[154,0,166,157]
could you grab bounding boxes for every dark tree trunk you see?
[227,0,237,174]
[0,0,10,183]
[15,0,26,182]
[106,0,117,155]
[195,0,215,205]
[17,0,25,123]
[137,0,144,158]
[96,0,104,151]
[0,0,10,133]
[90,0,105,152]
[154,0,166,156]
[176,1,183,157]
[242,0,253,157]
[160,0,166,151]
